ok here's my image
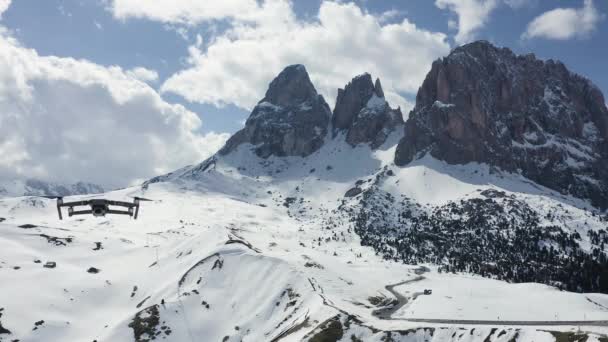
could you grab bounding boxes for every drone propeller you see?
[33,195,64,200]
[33,193,105,201]
[130,196,154,202]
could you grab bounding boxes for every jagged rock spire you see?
[332,73,403,148]
[220,65,331,158]
[332,73,377,131]
[374,78,384,98]
[263,64,318,107]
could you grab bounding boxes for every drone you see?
[41,196,152,220]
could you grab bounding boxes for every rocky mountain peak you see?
[333,73,403,148]
[332,73,381,130]
[396,40,608,208]
[374,77,384,98]
[263,64,318,107]
[219,65,331,158]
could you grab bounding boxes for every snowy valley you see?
[1,41,608,342]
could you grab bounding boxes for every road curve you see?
[372,276,424,319]
[374,278,608,327]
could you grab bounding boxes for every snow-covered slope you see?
[1,136,607,342]
[2,41,608,342]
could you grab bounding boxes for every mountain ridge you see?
[157,41,608,212]
[3,43,608,342]
[0,178,104,198]
[144,40,608,293]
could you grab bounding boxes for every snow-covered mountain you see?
[1,41,607,342]
[396,41,608,209]
[0,178,104,198]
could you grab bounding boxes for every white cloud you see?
[109,0,267,25]
[0,29,229,188]
[115,1,450,114]
[0,0,10,18]
[378,9,404,24]
[58,5,73,18]
[522,0,603,40]
[503,0,530,9]
[435,0,500,45]
[126,66,159,83]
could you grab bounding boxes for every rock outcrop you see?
[333,74,403,148]
[395,40,608,208]
[220,65,331,158]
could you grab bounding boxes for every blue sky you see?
[4,0,607,134]
[0,0,606,187]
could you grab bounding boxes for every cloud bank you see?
[0,25,228,188]
[110,0,451,114]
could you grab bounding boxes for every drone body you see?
[54,197,151,220]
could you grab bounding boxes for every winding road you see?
[373,277,608,327]
[372,276,424,320]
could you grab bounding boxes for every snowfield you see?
[1,138,607,341]
[393,272,608,321]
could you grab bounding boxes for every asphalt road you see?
[374,277,608,327]
[372,276,424,320]
[404,318,608,327]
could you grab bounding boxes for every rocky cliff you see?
[219,64,331,158]
[213,41,608,209]
[395,40,608,208]
[333,73,403,148]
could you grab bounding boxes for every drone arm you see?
[134,202,140,220]
[70,209,93,216]
[106,209,133,216]
[59,200,91,208]
[56,199,63,220]
[106,200,135,207]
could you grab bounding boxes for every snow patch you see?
[366,94,387,111]
[432,100,455,108]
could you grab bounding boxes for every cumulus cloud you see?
[109,1,450,114]
[435,0,499,45]
[522,0,603,40]
[0,0,10,18]
[0,29,229,188]
[110,0,270,25]
[503,0,530,9]
[126,66,159,83]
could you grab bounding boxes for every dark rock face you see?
[220,65,331,158]
[87,267,100,274]
[344,187,362,197]
[43,261,56,268]
[333,74,404,148]
[395,40,608,208]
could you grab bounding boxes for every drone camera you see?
[92,205,106,216]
